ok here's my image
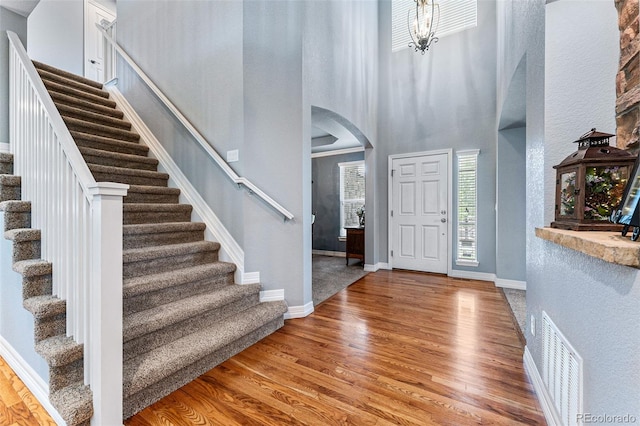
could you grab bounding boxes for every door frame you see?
[387,149,453,275]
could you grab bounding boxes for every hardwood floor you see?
[0,270,545,425]
[126,270,545,425]
[0,356,56,425]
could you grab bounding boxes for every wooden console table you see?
[345,227,365,265]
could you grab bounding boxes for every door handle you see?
[441,218,447,223]
[89,59,98,64]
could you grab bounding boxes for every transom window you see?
[391,0,478,52]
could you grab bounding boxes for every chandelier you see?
[408,0,440,54]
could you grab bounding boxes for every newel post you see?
[88,182,128,425]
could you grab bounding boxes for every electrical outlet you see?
[227,149,239,163]
[530,315,536,336]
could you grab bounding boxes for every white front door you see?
[390,152,449,273]
[85,1,116,82]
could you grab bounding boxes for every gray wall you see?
[499,0,640,417]
[496,126,526,282]
[0,6,27,147]
[27,0,84,75]
[312,151,365,252]
[377,0,497,273]
[0,213,49,384]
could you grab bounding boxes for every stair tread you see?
[71,130,148,154]
[0,174,21,185]
[12,259,52,277]
[57,103,131,130]
[35,335,83,367]
[23,295,66,319]
[124,240,220,263]
[43,80,115,108]
[34,60,103,89]
[88,163,168,179]
[4,227,40,242]
[127,185,181,195]
[79,146,157,165]
[123,203,192,212]
[38,68,109,99]
[123,300,287,397]
[49,383,93,426]
[51,91,123,118]
[123,262,236,297]
[0,200,30,212]
[123,221,206,235]
[64,116,140,141]
[124,283,261,342]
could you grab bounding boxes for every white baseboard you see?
[523,346,559,426]
[284,301,314,319]
[0,336,66,425]
[241,271,260,285]
[0,142,10,153]
[107,86,253,284]
[312,249,346,258]
[260,289,284,302]
[495,278,527,290]
[448,269,496,282]
[364,262,390,272]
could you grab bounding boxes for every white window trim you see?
[455,149,479,267]
[392,0,478,53]
[338,160,365,238]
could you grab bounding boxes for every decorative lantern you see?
[551,128,636,231]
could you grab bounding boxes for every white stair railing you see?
[7,31,126,425]
[96,23,294,222]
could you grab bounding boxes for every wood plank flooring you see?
[126,270,545,425]
[0,356,56,425]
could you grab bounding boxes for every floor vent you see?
[542,311,583,425]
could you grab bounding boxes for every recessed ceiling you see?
[311,110,364,154]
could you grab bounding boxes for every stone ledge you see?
[535,227,640,268]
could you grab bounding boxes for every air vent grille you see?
[542,311,583,425]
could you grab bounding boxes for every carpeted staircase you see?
[0,61,287,424]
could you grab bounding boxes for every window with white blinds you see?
[392,0,478,52]
[339,161,365,237]
[456,150,479,265]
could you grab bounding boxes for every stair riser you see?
[124,192,180,204]
[22,274,53,300]
[124,210,192,225]
[0,161,13,175]
[39,69,107,98]
[124,251,219,279]
[124,273,235,316]
[61,109,131,131]
[12,240,41,263]
[91,171,168,187]
[123,317,284,418]
[83,154,157,171]
[124,293,259,360]
[45,84,115,109]
[74,138,147,157]
[66,122,140,143]
[52,94,122,119]
[0,185,20,203]
[50,359,84,393]
[3,211,30,231]
[123,229,205,250]
[34,314,66,343]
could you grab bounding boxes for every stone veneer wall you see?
[615,0,639,150]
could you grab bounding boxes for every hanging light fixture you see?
[408,0,440,54]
